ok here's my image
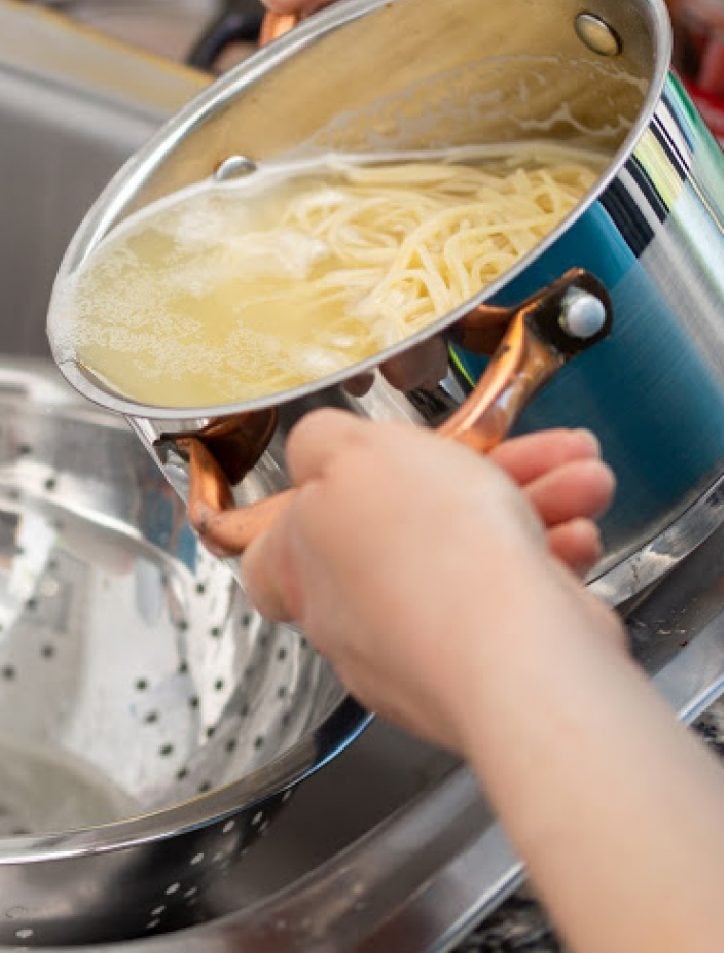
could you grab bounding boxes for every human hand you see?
[243,411,620,753]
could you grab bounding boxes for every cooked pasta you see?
[50,144,606,408]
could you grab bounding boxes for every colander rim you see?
[0,697,370,862]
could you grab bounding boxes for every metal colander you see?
[0,359,367,947]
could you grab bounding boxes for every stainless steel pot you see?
[48,0,723,602]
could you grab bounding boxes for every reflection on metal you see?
[591,474,724,604]
[574,13,623,57]
[214,154,257,181]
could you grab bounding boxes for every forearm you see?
[459,564,724,953]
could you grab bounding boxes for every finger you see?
[285,409,370,484]
[489,429,600,487]
[525,458,615,527]
[242,504,301,622]
[547,519,603,577]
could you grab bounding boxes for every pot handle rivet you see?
[575,13,622,57]
[215,155,258,182]
[559,288,608,339]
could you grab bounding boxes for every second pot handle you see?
[259,10,301,46]
[163,269,612,559]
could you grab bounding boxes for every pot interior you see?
[123,0,660,215]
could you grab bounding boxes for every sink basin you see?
[0,5,722,950]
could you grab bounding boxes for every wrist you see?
[447,559,629,764]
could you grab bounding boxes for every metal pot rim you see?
[0,696,370,863]
[48,0,672,422]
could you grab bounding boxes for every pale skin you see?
[246,7,724,951]
[244,412,724,953]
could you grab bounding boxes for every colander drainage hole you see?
[15,929,34,940]
[198,781,211,794]
[176,768,189,781]
[214,679,225,692]
[206,726,216,739]
[44,478,57,492]
[40,644,54,659]
[178,660,189,675]
[2,666,15,681]
[150,906,165,917]
[165,882,181,897]
[210,626,222,639]
[189,852,204,866]
[16,443,32,456]
[145,711,159,725]
[159,743,174,758]
[225,739,236,754]
[146,919,160,931]
[135,678,149,692]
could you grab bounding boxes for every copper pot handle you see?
[259,10,301,45]
[161,269,612,559]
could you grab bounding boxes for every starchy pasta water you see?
[50,143,607,408]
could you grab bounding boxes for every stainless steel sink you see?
[1,6,722,950]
